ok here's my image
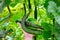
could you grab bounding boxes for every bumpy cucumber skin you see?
[21,13,42,35]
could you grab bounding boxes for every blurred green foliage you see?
[0,0,60,40]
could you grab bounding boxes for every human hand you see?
[17,23,34,40]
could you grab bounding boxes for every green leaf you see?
[47,1,57,18]
[34,0,39,6]
[57,6,60,15]
[47,1,60,25]
[42,31,52,40]
[28,18,36,24]
[44,0,50,8]
[5,0,11,5]
[47,1,57,13]
[56,34,60,40]
[34,0,44,6]
[2,22,9,29]
[10,2,17,7]
[10,0,23,7]
[55,22,60,33]
[54,0,60,6]
[54,14,60,25]
[41,22,52,31]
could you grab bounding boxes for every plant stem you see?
[52,18,55,40]
[23,0,26,15]
[7,5,11,14]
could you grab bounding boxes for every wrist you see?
[24,37,33,40]
[24,36,33,40]
[24,32,33,40]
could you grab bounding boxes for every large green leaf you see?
[47,1,60,25]
[41,22,52,39]
[42,31,52,40]
[45,1,57,19]
[47,1,57,14]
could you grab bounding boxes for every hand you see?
[17,23,34,40]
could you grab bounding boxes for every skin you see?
[17,23,34,40]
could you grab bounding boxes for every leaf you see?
[10,0,23,7]
[47,1,57,18]
[55,22,60,33]
[54,14,60,25]
[42,31,52,40]
[28,18,36,24]
[56,34,60,40]
[5,36,13,40]
[41,22,52,31]
[47,1,60,25]
[44,0,50,8]
[57,6,60,15]
[34,0,44,6]
[2,22,9,29]
[47,1,57,13]
[10,2,17,7]
[54,0,60,6]
[5,0,11,5]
